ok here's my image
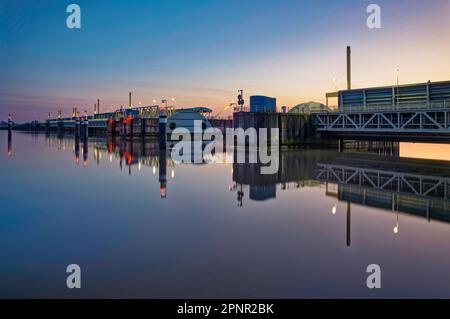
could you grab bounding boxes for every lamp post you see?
[237,90,244,112]
[332,77,338,92]
[394,68,400,108]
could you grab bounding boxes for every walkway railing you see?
[341,100,450,113]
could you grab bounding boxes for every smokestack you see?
[347,46,351,90]
[97,99,100,114]
[129,92,132,108]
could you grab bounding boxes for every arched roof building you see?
[289,102,330,114]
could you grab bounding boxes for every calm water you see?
[1,131,450,298]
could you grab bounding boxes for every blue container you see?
[250,96,276,113]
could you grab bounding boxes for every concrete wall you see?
[233,112,330,146]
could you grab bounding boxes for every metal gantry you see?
[314,108,450,134]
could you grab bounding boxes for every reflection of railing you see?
[316,163,450,201]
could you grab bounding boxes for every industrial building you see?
[250,96,277,113]
[338,80,450,112]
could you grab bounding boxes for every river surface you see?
[1,131,450,298]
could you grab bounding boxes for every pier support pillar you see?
[159,111,167,149]
[7,114,12,132]
[141,118,146,138]
[75,118,81,139]
[57,120,64,136]
[339,139,345,153]
[81,118,89,139]
[108,118,115,136]
[129,118,134,137]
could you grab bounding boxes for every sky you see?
[0,0,449,121]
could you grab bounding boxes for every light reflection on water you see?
[1,131,450,298]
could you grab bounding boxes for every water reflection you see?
[33,135,450,230]
[7,129,12,158]
[3,132,450,298]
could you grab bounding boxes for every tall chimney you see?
[129,92,132,108]
[347,46,351,90]
[97,99,100,114]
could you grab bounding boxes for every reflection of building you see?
[250,96,276,113]
[249,184,276,201]
[232,150,333,206]
[316,154,450,223]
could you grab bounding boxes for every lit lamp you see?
[393,224,399,234]
[332,203,337,215]
[394,212,400,235]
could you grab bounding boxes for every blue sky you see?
[1,0,449,120]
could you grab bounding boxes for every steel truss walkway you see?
[314,109,450,136]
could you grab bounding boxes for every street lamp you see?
[161,99,168,109]
[394,68,400,108]
[332,77,338,92]
[394,68,400,86]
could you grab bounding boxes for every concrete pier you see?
[159,111,167,149]
[8,114,12,131]
[81,116,89,139]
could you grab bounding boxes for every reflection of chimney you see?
[347,46,351,90]
[346,201,351,247]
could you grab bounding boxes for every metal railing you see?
[340,100,450,113]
